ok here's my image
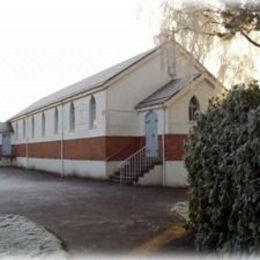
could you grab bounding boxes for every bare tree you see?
[219,0,260,47]
[154,0,260,87]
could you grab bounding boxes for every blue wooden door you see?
[2,133,12,156]
[145,111,158,158]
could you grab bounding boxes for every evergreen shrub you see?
[184,82,260,253]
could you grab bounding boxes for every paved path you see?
[0,167,188,255]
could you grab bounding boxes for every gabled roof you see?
[135,73,202,109]
[10,46,159,120]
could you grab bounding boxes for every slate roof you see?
[135,73,202,109]
[11,46,159,120]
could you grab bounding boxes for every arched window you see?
[189,96,200,121]
[70,102,75,131]
[42,113,46,136]
[23,119,26,140]
[89,96,96,128]
[31,116,35,138]
[15,122,18,140]
[54,108,59,134]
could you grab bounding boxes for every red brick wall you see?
[164,134,188,161]
[64,137,106,160]
[13,134,188,161]
[106,136,145,161]
[13,136,145,161]
[14,144,26,157]
[29,141,61,159]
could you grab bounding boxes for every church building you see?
[1,42,224,187]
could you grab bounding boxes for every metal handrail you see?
[118,146,145,168]
[105,142,142,161]
[119,146,161,184]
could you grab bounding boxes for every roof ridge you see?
[9,46,159,121]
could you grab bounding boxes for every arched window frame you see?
[15,122,18,140]
[42,112,46,136]
[31,116,35,138]
[89,96,97,128]
[69,102,75,131]
[54,107,59,134]
[189,96,200,121]
[23,119,26,140]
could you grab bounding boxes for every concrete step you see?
[111,160,163,185]
[109,175,134,185]
[0,158,14,167]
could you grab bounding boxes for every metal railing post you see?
[117,145,162,185]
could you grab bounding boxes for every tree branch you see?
[241,30,260,47]
[171,27,219,36]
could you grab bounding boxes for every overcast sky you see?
[0,0,160,121]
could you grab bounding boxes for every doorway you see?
[2,133,12,156]
[145,111,159,158]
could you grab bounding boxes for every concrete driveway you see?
[0,167,188,255]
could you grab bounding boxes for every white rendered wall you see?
[106,49,171,136]
[108,50,170,109]
[164,161,189,187]
[106,44,201,137]
[16,157,107,179]
[62,91,106,140]
[63,160,106,178]
[106,161,122,177]
[137,165,163,186]
[163,79,218,187]
[15,157,28,168]
[168,79,217,134]
[174,48,200,80]
[11,90,107,145]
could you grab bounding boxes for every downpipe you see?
[162,106,166,186]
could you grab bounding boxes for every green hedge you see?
[184,82,260,253]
